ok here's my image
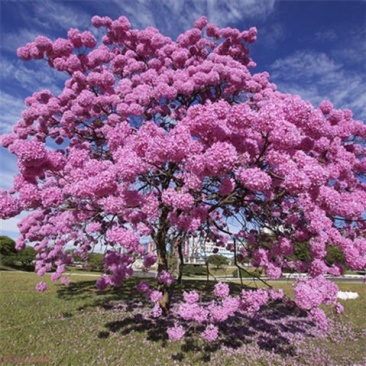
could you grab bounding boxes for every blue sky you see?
[0,0,365,239]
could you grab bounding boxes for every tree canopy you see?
[0,235,36,269]
[0,15,365,341]
[0,236,17,258]
[208,254,229,269]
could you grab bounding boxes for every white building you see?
[183,236,234,264]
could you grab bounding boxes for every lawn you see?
[0,270,365,366]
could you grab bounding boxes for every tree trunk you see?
[177,239,184,285]
[154,207,172,315]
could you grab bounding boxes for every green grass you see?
[0,270,365,366]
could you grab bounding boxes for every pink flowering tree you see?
[1,15,365,340]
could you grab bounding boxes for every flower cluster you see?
[294,276,338,311]
[213,282,230,298]
[96,251,134,290]
[183,290,200,304]
[143,253,157,268]
[1,14,364,343]
[167,283,287,342]
[167,324,186,341]
[157,270,174,286]
[35,282,47,292]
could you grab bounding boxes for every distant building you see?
[145,237,235,265]
[183,237,234,264]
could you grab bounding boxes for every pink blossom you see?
[178,303,209,322]
[269,288,284,301]
[150,290,162,303]
[219,177,235,195]
[266,263,282,280]
[37,267,47,276]
[35,282,47,292]
[202,324,219,342]
[0,190,21,219]
[61,277,71,286]
[81,31,97,48]
[309,308,328,331]
[17,45,32,60]
[294,277,338,310]
[67,28,83,47]
[91,15,112,28]
[334,302,344,314]
[106,227,139,250]
[143,253,157,268]
[319,100,333,115]
[237,167,272,191]
[136,281,150,294]
[208,304,231,322]
[162,188,194,211]
[158,270,174,286]
[51,272,62,281]
[206,23,220,38]
[167,324,186,341]
[222,296,240,314]
[0,133,17,148]
[151,303,162,318]
[194,16,208,30]
[213,282,230,298]
[241,289,269,312]
[85,222,101,234]
[203,142,238,175]
[308,259,328,277]
[183,290,200,304]
[52,38,73,57]
[12,140,47,168]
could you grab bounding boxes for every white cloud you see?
[270,50,366,120]
[314,29,337,43]
[1,2,91,54]
[0,217,21,234]
[0,169,17,191]
[0,212,27,239]
[207,0,276,25]
[0,146,18,189]
[271,51,343,80]
[112,0,157,29]
[1,58,65,95]
[0,90,27,134]
[333,26,366,66]
[259,22,285,48]
[107,0,276,39]
[32,1,91,32]
[1,28,40,53]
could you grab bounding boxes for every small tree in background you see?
[0,236,36,270]
[0,236,17,266]
[88,253,104,272]
[208,254,229,269]
[16,246,36,269]
[0,15,365,342]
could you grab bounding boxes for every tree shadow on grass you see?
[102,299,315,363]
[56,277,247,311]
[56,278,317,363]
[56,277,152,312]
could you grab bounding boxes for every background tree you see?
[0,236,36,270]
[208,254,229,269]
[0,15,365,340]
[0,236,17,266]
[16,246,36,269]
[87,253,104,272]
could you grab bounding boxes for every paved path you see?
[2,270,364,282]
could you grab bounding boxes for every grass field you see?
[0,270,365,366]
